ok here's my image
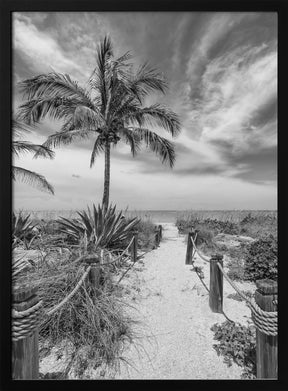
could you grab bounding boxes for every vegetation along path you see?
[109,223,254,379]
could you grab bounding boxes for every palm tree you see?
[17,36,181,212]
[12,118,55,194]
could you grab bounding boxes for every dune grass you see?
[15,248,136,378]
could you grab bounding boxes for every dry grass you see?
[15,250,135,378]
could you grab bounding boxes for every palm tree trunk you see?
[102,139,111,213]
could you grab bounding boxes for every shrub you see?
[240,213,277,239]
[136,220,157,250]
[244,236,277,281]
[211,321,256,379]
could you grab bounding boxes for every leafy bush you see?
[240,213,277,239]
[136,220,157,250]
[176,217,239,236]
[38,219,63,235]
[244,235,277,281]
[177,211,277,240]
[211,321,256,379]
[58,204,139,250]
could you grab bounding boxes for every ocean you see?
[16,209,277,224]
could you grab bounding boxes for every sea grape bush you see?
[211,321,256,379]
[240,212,277,238]
[243,235,277,281]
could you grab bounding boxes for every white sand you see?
[107,223,255,380]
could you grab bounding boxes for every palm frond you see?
[118,127,141,157]
[132,127,176,168]
[18,72,93,104]
[12,166,54,194]
[12,141,55,159]
[127,104,181,137]
[90,135,105,167]
[37,128,92,151]
[18,96,85,124]
[130,62,168,103]
[73,105,104,130]
[12,118,32,138]
[90,36,114,110]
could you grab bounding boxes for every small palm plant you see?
[12,211,38,248]
[58,204,139,250]
[12,118,55,194]
[17,36,181,212]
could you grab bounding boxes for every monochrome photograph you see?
[11,11,277,380]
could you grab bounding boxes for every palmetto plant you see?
[12,211,36,245]
[12,118,55,194]
[58,204,139,249]
[17,36,181,212]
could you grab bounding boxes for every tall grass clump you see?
[16,254,134,378]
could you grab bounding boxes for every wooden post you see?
[185,231,194,265]
[209,254,223,313]
[131,231,138,262]
[158,225,162,241]
[86,255,101,295]
[12,286,39,380]
[255,279,277,379]
[154,227,160,248]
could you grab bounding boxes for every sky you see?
[12,12,277,211]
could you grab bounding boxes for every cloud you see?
[13,13,90,82]
[182,39,277,175]
[12,12,277,210]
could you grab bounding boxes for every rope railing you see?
[216,261,277,336]
[45,265,92,317]
[190,235,210,263]
[186,228,278,378]
[12,300,43,341]
[190,233,235,324]
[187,230,278,336]
[12,234,136,344]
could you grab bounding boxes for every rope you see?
[190,233,210,293]
[190,235,210,263]
[249,299,277,336]
[18,238,134,320]
[45,266,91,317]
[12,300,43,341]
[216,261,277,336]
[189,234,234,323]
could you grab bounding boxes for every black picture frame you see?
[1,1,287,390]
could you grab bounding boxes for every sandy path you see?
[108,223,255,380]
